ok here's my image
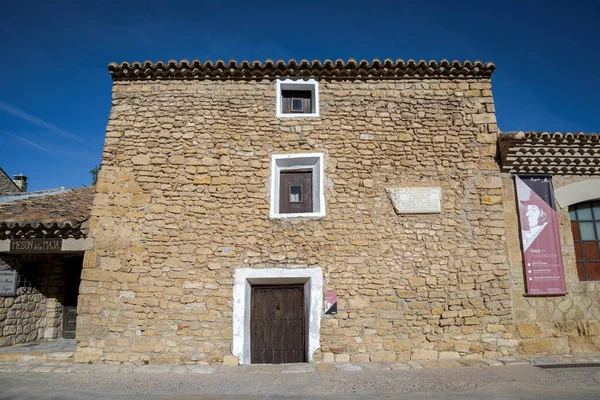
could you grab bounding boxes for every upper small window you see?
[569,201,600,281]
[289,96,306,113]
[276,79,319,118]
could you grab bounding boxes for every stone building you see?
[499,132,600,354]
[0,187,94,346]
[75,59,515,365]
[0,168,26,194]
[1,59,597,365]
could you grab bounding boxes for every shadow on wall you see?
[0,254,83,347]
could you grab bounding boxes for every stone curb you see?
[0,353,599,375]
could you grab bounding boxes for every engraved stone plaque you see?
[387,187,441,214]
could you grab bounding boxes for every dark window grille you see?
[569,201,600,281]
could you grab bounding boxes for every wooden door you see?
[251,285,305,364]
[279,171,313,214]
[62,307,77,339]
[63,257,82,339]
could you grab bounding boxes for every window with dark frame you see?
[281,90,312,114]
[569,201,600,281]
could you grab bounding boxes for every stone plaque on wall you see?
[0,270,17,296]
[387,187,441,214]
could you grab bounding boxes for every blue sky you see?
[0,0,598,191]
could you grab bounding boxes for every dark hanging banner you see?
[9,238,62,253]
[515,175,566,296]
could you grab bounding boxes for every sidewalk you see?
[1,350,599,400]
[0,344,599,375]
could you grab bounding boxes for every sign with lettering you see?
[0,270,17,296]
[9,238,62,253]
[387,187,442,214]
[515,175,566,296]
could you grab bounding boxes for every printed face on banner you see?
[522,204,550,250]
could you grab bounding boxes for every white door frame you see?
[232,267,323,364]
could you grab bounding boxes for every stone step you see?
[0,350,74,363]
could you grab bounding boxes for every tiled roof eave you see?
[0,221,87,240]
[108,59,496,81]
[499,131,600,175]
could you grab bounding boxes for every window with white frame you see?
[276,79,319,118]
[270,153,325,219]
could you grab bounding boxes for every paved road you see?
[0,364,599,399]
[0,365,600,400]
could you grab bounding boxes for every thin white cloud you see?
[0,129,51,153]
[0,101,86,144]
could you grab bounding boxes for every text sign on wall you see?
[515,175,566,296]
[324,291,337,315]
[10,238,62,253]
[0,270,17,296]
[387,187,441,214]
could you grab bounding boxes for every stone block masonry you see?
[0,256,66,346]
[76,77,516,365]
[503,175,600,354]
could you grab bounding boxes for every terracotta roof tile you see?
[498,131,600,175]
[108,59,496,81]
[500,131,600,141]
[0,186,94,239]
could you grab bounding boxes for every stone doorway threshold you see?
[0,339,76,363]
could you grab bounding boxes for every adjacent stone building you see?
[0,168,25,194]
[499,132,600,354]
[0,187,94,346]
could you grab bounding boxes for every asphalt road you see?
[0,365,599,399]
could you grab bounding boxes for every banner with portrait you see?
[515,175,566,295]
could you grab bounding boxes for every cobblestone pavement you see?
[0,352,599,399]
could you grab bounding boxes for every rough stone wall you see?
[503,174,600,354]
[77,78,515,365]
[0,172,20,194]
[0,255,66,346]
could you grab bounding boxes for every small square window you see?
[290,185,303,202]
[291,99,304,113]
[276,79,319,118]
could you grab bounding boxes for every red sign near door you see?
[324,291,337,314]
[515,176,566,296]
